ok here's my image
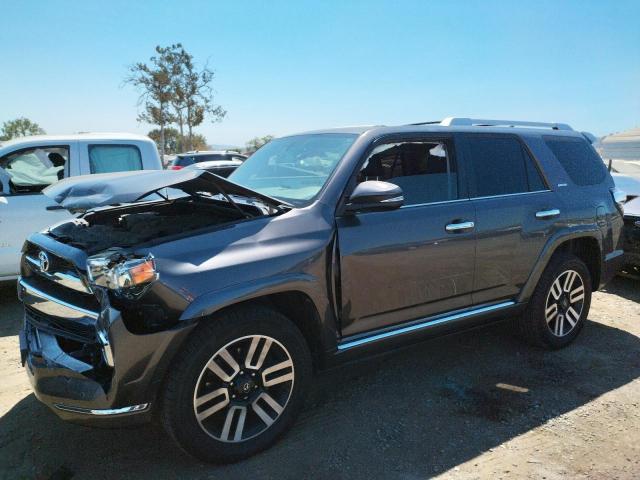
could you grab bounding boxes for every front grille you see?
[26,306,96,343]
[24,242,77,272]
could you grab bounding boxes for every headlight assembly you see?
[87,252,158,292]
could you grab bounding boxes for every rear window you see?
[544,136,607,186]
[89,144,143,174]
[465,135,547,197]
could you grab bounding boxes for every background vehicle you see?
[169,150,247,176]
[18,118,624,463]
[0,133,161,280]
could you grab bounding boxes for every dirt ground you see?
[1,278,639,480]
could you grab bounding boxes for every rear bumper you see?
[18,277,196,427]
[601,249,625,287]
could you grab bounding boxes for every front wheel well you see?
[202,292,324,369]
[553,236,601,289]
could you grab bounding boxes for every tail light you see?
[611,188,627,214]
[169,165,183,170]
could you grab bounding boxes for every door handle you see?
[535,209,560,219]
[46,205,65,211]
[445,221,475,233]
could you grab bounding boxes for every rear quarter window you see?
[543,136,607,186]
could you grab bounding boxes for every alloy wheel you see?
[192,335,295,443]
[544,269,585,337]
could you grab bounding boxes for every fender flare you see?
[178,272,323,322]
[517,226,602,303]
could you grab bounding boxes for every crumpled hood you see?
[43,169,288,213]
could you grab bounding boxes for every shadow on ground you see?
[1,280,639,479]
[0,282,21,338]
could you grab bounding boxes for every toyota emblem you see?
[38,251,50,272]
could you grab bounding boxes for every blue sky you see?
[1,0,638,146]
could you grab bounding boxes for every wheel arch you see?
[178,275,332,370]
[518,229,602,303]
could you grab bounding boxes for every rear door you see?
[460,133,561,304]
[336,135,476,336]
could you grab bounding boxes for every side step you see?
[337,301,516,351]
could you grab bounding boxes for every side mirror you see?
[345,180,404,213]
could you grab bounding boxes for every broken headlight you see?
[87,252,158,291]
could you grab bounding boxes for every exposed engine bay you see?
[48,197,265,254]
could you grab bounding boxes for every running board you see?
[337,301,516,351]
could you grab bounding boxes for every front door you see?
[0,145,73,279]
[336,137,476,337]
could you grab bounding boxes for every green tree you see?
[125,45,181,158]
[0,117,45,140]
[147,128,208,154]
[169,45,226,151]
[244,135,274,154]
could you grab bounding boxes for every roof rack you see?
[439,117,573,131]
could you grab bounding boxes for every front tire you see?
[161,306,312,463]
[515,253,592,349]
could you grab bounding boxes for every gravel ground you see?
[0,277,639,479]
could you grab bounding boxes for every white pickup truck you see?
[0,133,162,280]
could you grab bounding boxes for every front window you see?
[228,134,357,206]
[0,145,69,194]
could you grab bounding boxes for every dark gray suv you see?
[17,117,625,462]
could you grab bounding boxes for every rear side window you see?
[543,136,606,186]
[465,135,547,197]
[88,144,143,174]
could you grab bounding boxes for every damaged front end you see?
[17,237,197,424]
[17,169,289,423]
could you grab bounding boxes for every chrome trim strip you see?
[18,278,99,319]
[338,301,516,351]
[53,403,149,416]
[25,255,91,293]
[400,198,470,209]
[472,190,551,201]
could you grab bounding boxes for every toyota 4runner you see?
[17,118,625,462]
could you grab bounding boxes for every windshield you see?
[228,133,357,206]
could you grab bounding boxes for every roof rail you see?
[440,117,573,131]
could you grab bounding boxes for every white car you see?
[0,133,162,280]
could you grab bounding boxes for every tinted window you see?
[358,141,457,205]
[89,145,142,174]
[0,145,69,194]
[544,136,607,186]
[467,136,545,197]
[524,148,547,191]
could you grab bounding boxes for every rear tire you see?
[515,253,592,349]
[161,305,312,463]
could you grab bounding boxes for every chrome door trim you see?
[472,190,551,201]
[400,198,471,209]
[535,209,561,219]
[337,300,516,351]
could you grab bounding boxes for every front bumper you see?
[621,215,640,269]
[18,277,196,426]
